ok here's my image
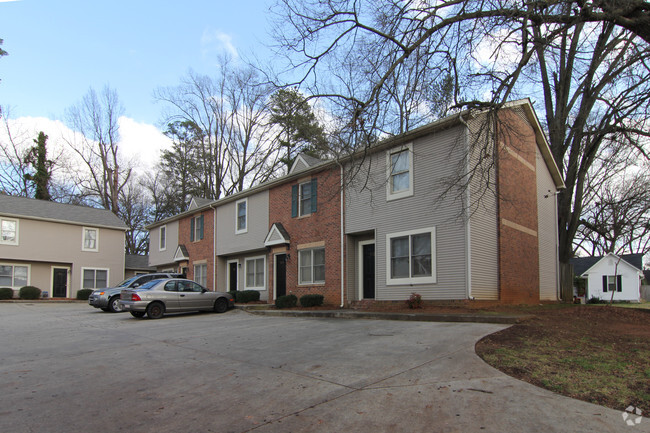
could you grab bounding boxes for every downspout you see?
[458,113,473,300]
[336,160,345,308]
[554,191,561,301]
[212,205,217,292]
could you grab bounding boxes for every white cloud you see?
[117,117,172,169]
[201,28,239,59]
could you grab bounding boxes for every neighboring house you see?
[148,217,180,273]
[175,198,215,288]
[0,194,128,298]
[124,254,156,278]
[571,253,643,302]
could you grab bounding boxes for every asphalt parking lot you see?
[0,303,640,433]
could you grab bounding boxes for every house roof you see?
[125,254,155,271]
[0,194,128,230]
[570,253,644,276]
[189,197,213,209]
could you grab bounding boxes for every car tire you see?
[108,296,123,313]
[213,298,228,314]
[146,302,165,319]
[130,311,145,318]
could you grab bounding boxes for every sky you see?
[0,0,275,166]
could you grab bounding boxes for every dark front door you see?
[53,268,68,298]
[362,243,375,299]
[229,262,238,292]
[275,254,287,298]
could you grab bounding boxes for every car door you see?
[177,281,211,311]
[159,281,181,312]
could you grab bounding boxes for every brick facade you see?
[178,208,215,290]
[497,110,540,303]
[267,166,344,305]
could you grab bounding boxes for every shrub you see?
[229,290,237,300]
[0,287,14,300]
[19,286,41,300]
[406,292,423,309]
[275,294,298,309]
[236,290,261,303]
[76,289,93,300]
[300,294,324,307]
[587,297,607,304]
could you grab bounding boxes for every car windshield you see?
[116,276,140,288]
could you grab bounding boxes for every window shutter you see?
[291,185,298,218]
[602,275,607,292]
[190,218,195,242]
[617,275,622,292]
[311,178,318,213]
[199,215,204,240]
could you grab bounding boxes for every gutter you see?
[337,161,345,308]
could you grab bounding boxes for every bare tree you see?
[119,179,151,255]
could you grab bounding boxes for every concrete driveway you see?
[0,303,641,432]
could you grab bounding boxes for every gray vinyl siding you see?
[467,116,499,300]
[148,221,179,268]
[216,190,269,256]
[536,145,559,300]
[345,125,468,301]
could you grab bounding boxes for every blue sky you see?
[0,0,274,125]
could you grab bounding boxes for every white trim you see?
[80,267,110,290]
[0,262,30,289]
[0,217,19,246]
[81,227,99,252]
[386,227,437,285]
[264,223,290,246]
[358,240,375,300]
[227,259,239,292]
[159,225,167,251]
[50,266,69,298]
[386,143,414,201]
[235,198,248,234]
[244,255,266,290]
[298,181,314,217]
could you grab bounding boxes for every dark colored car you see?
[88,273,182,312]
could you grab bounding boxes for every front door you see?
[52,268,68,298]
[275,254,287,298]
[361,242,375,299]
[229,262,238,292]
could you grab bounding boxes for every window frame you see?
[299,181,313,217]
[82,227,99,252]
[235,198,248,234]
[386,143,414,201]
[0,218,19,245]
[386,227,436,285]
[159,225,167,251]
[298,247,326,285]
[81,267,109,289]
[193,262,208,287]
[0,263,30,288]
[244,255,266,290]
[190,215,204,242]
[603,275,622,293]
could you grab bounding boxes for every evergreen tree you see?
[23,131,52,201]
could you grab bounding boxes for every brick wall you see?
[267,166,344,305]
[497,109,540,304]
[178,208,215,290]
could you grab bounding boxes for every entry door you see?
[275,254,287,298]
[229,262,238,292]
[361,243,375,299]
[52,268,68,298]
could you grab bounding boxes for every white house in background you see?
[571,253,644,302]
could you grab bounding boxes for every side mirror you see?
[202,288,208,293]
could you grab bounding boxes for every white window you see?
[194,263,207,287]
[0,218,18,245]
[190,215,204,241]
[386,143,414,201]
[82,227,99,252]
[245,256,265,290]
[236,198,248,234]
[386,227,436,285]
[0,264,29,288]
[299,247,325,285]
[299,182,313,216]
[159,225,167,251]
[82,268,108,289]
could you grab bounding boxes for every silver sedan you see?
[119,279,235,319]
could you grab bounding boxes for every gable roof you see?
[570,253,644,276]
[0,194,128,230]
[189,197,213,210]
[174,244,190,262]
[125,254,155,271]
[264,223,291,246]
[289,153,326,174]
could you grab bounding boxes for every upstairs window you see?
[190,215,204,242]
[0,218,18,245]
[82,227,99,252]
[386,144,414,201]
[159,225,167,251]
[291,179,318,217]
[236,198,247,234]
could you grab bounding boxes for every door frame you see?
[226,259,239,292]
[358,240,376,300]
[273,253,287,301]
[50,266,70,298]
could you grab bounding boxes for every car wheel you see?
[108,296,123,313]
[130,311,145,318]
[146,302,165,319]
[213,298,228,314]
